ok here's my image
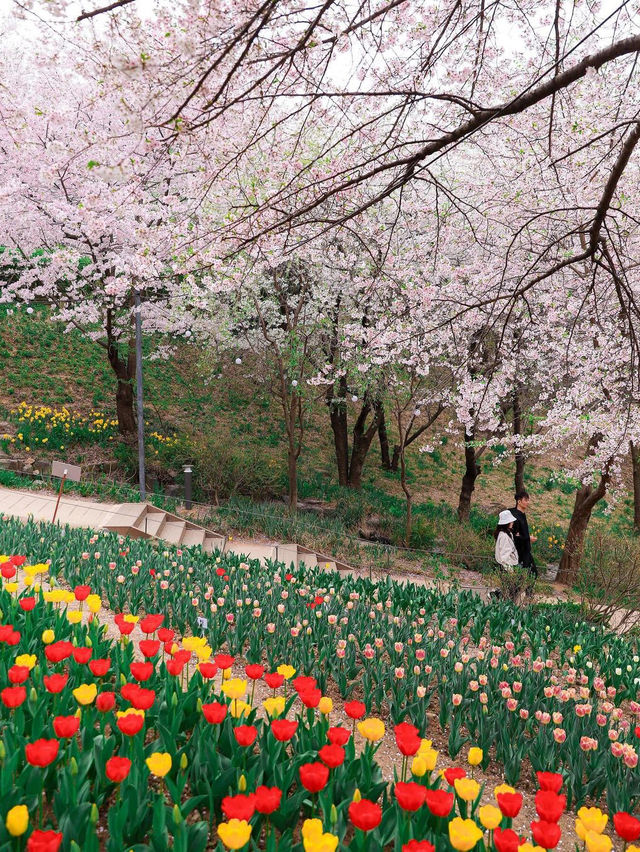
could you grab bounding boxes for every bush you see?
[491,565,536,602]
[190,433,281,501]
[578,533,640,633]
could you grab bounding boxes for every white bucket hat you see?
[498,510,517,525]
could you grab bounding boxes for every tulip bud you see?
[330,804,338,825]
[238,773,247,792]
[86,637,93,648]
[70,757,78,776]
[171,692,178,708]
[120,673,127,686]
[173,805,182,825]
[29,687,37,703]
[196,698,203,712]
[180,753,188,771]
[353,788,362,803]
[0,741,5,761]
[90,803,99,824]
[71,842,81,852]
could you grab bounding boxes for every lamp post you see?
[134,289,146,501]
[183,464,193,509]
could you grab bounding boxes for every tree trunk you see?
[399,446,412,546]
[347,399,379,489]
[631,441,640,534]
[391,445,400,472]
[513,385,526,494]
[107,342,136,436]
[327,377,349,487]
[457,430,480,523]
[377,403,392,470]
[287,445,298,513]
[557,472,609,585]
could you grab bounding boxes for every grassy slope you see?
[0,305,634,569]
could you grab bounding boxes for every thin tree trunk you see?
[399,445,412,546]
[557,472,609,585]
[513,385,526,494]
[631,441,640,534]
[377,403,391,470]
[457,429,480,523]
[106,316,136,437]
[287,442,298,513]
[348,399,379,489]
[391,445,400,472]
[326,377,349,487]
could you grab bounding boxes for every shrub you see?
[578,533,640,633]
[190,433,281,501]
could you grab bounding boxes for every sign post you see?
[51,461,82,525]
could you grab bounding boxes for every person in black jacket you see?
[511,489,538,577]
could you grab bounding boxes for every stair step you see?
[135,511,167,537]
[203,534,225,554]
[181,527,206,549]
[161,520,186,543]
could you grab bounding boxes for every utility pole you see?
[134,289,146,501]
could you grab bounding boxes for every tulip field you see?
[0,516,639,850]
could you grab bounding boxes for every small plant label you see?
[197,616,208,633]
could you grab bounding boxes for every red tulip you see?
[214,653,234,670]
[166,659,184,676]
[233,725,258,747]
[245,663,265,680]
[396,731,421,756]
[424,789,454,818]
[139,639,161,658]
[11,555,27,566]
[395,781,427,812]
[8,665,30,684]
[173,650,191,665]
[202,702,227,724]
[531,821,561,849]
[292,675,317,693]
[403,842,435,852]
[443,767,466,786]
[53,715,80,738]
[299,687,322,708]
[130,688,156,711]
[198,662,218,679]
[494,828,522,852]
[116,620,135,636]
[395,721,419,738]
[157,628,174,643]
[96,691,116,712]
[25,738,59,767]
[1,685,26,708]
[318,744,345,768]
[535,791,566,823]
[327,726,351,746]
[45,641,73,663]
[1,563,16,579]
[106,755,132,783]
[299,762,329,792]
[43,673,68,694]
[139,614,164,634]
[117,714,144,736]
[72,647,92,664]
[349,799,382,831]
[19,596,36,612]
[614,812,640,843]
[5,629,21,646]
[215,567,226,576]
[344,700,366,719]
[536,772,563,793]
[89,658,111,677]
[264,672,285,689]
[497,791,523,818]
[270,718,298,741]
[74,585,91,601]
[254,785,282,815]
[130,662,154,681]
[221,793,256,821]
[26,830,63,852]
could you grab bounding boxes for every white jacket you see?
[495,531,519,568]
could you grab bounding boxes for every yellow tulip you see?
[277,664,296,680]
[357,718,385,742]
[123,614,139,624]
[303,820,324,839]
[318,696,333,715]
[146,752,172,778]
[15,654,37,670]
[117,708,145,719]
[449,817,484,852]
[454,777,481,802]
[182,635,205,650]
[41,629,55,644]
[229,700,251,719]
[467,747,483,766]
[67,610,83,624]
[221,679,247,700]
[494,783,516,799]
[86,594,101,613]
[421,747,438,771]
[5,805,28,837]
[301,820,339,852]
[520,844,546,852]
[411,756,427,777]
[585,831,612,852]
[73,683,97,705]
[24,575,33,587]
[63,591,75,604]
[0,555,8,563]
[4,582,18,593]
[194,645,212,661]
[479,805,502,830]
[352,788,362,803]
[262,696,286,717]
[217,819,252,850]
[577,808,608,835]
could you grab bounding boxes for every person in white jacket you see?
[494,509,520,571]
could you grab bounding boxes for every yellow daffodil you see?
[262,696,285,717]
[73,683,97,705]
[577,808,608,836]
[318,696,333,715]
[478,805,502,830]
[15,654,36,670]
[454,777,481,802]
[145,752,172,778]
[449,818,484,852]
[67,611,83,624]
[41,629,55,644]
[467,747,483,766]
[5,805,28,837]
[585,831,613,852]
[221,679,247,700]
[277,664,296,680]
[217,818,252,850]
[357,718,385,742]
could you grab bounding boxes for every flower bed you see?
[0,516,639,849]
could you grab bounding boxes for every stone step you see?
[161,520,186,544]
[181,527,206,549]
[135,510,167,538]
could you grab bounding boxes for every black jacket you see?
[511,506,534,569]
